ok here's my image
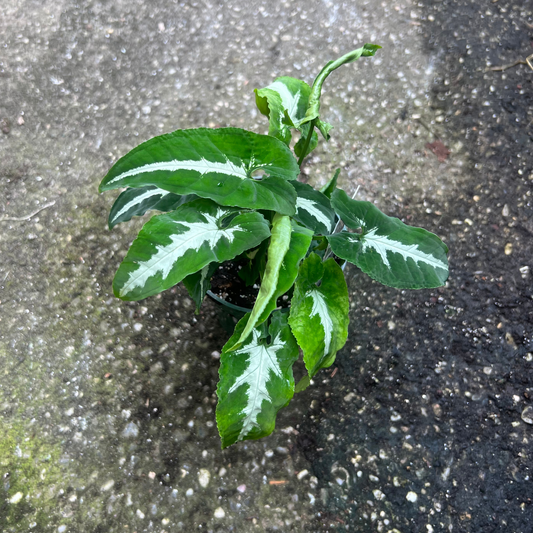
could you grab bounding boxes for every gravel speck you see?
[8,492,23,504]
[521,406,533,425]
[198,469,210,488]
[406,491,418,503]
[214,507,225,518]
[122,422,139,438]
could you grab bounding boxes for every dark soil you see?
[209,262,258,309]
[294,1,533,532]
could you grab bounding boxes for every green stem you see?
[297,118,316,168]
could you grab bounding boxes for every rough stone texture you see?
[0,0,532,532]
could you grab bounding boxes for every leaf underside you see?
[100,128,299,215]
[328,189,449,289]
[229,213,292,350]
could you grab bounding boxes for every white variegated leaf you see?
[217,311,298,448]
[108,186,195,228]
[291,181,335,235]
[288,253,349,377]
[329,189,449,289]
[100,128,299,215]
[113,199,270,301]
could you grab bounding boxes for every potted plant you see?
[99,44,449,448]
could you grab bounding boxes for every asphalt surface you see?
[1,1,532,532]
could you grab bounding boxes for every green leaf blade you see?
[255,77,312,144]
[99,128,299,215]
[292,181,336,235]
[108,186,196,228]
[288,253,349,377]
[228,213,292,349]
[216,311,299,448]
[256,221,313,324]
[113,199,270,301]
[182,262,219,313]
[329,189,449,289]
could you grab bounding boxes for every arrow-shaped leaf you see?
[292,181,335,235]
[228,213,292,350]
[99,128,299,216]
[216,310,298,448]
[113,199,270,301]
[108,186,197,228]
[328,189,449,289]
[288,253,349,377]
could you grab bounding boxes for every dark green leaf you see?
[113,199,270,301]
[182,262,220,313]
[292,181,336,235]
[320,169,340,199]
[217,311,299,448]
[288,253,349,377]
[328,189,449,289]
[294,125,318,159]
[99,128,299,216]
[108,186,197,229]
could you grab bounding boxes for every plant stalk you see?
[297,119,316,168]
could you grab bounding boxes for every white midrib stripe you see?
[296,197,332,231]
[111,188,170,223]
[268,81,301,121]
[229,331,285,440]
[107,157,249,186]
[121,215,239,296]
[308,290,333,357]
[356,228,447,270]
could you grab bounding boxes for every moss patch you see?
[0,418,64,532]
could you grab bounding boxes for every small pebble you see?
[162,518,170,525]
[148,472,156,480]
[521,406,533,425]
[504,243,513,255]
[214,507,225,518]
[133,323,143,332]
[237,484,246,493]
[297,469,309,480]
[136,509,145,519]
[198,469,210,488]
[406,491,418,503]
[141,106,151,115]
[9,492,23,504]
[373,489,385,500]
[122,422,139,438]
[101,480,114,491]
[58,527,67,533]
[186,488,194,497]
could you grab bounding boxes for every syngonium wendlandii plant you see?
[99,45,449,448]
